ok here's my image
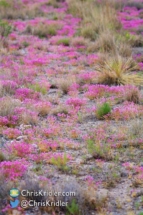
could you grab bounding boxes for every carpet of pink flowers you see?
[0,0,143,214]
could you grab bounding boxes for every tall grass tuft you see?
[95,55,143,86]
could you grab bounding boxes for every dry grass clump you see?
[68,0,121,40]
[128,120,143,139]
[56,78,75,94]
[96,55,143,85]
[92,31,117,53]
[119,32,143,47]
[0,0,23,19]
[80,24,97,41]
[26,22,61,38]
[50,104,69,116]
[0,82,17,97]
[35,107,50,117]
[71,37,88,47]
[125,87,141,104]
[18,111,38,125]
[117,42,132,57]
[0,97,21,117]
[67,0,142,63]
[88,31,132,57]
[83,186,108,211]
[24,4,44,19]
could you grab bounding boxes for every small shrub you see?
[96,102,111,119]
[128,120,143,139]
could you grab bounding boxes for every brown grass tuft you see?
[125,87,141,104]
[95,55,143,86]
[50,105,69,116]
[26,22,62,38]
[0,97,21,117]
[68,0,122,40]
[88,30,132,57]
[56,78,75,94]
[0,0,44,19]
[18,111,38,125]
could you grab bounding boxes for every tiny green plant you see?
[22,41,30,47]
[0,151,6,162]
[47,26,57,36]
[96,102,111,119]
[66,199,80,215]
[0,20,12,37]
[57,38,70,46]
[135,202,140,210]
[28,83,47,95]
[87,139,95,155]
[138,212,143,215]
[87,139,112,160]
[50,154,70,172]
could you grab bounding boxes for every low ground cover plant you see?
[0,0,143,214]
